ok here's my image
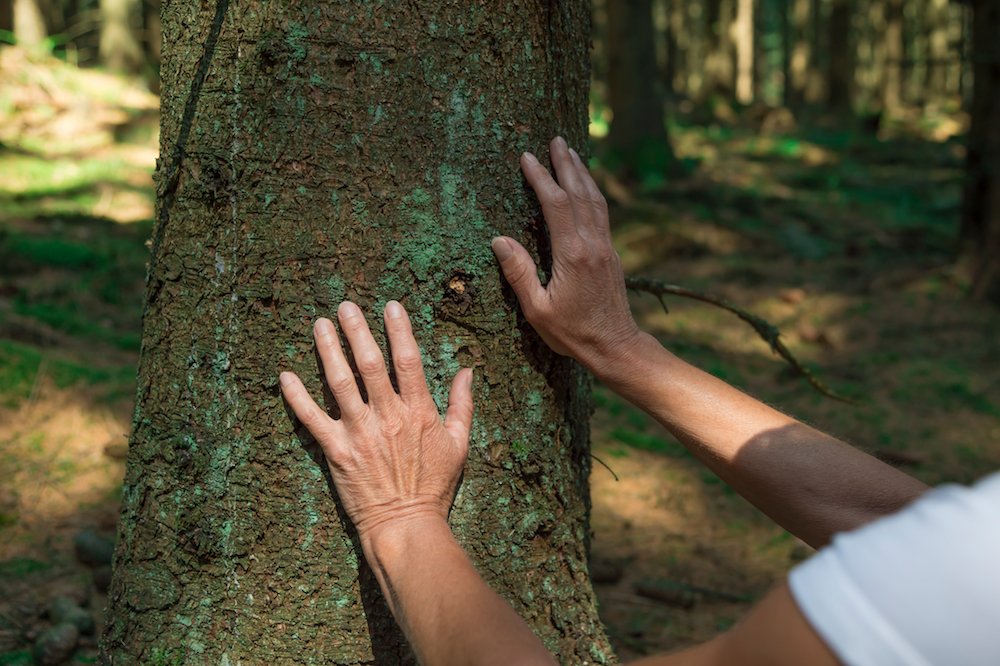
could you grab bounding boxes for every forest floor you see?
[1,51,998,664]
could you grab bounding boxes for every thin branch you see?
[624,275,854,404]
[591,454,620,481]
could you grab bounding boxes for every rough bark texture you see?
[962,0,1000,301]
[101,1,615,664]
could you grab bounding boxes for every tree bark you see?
[100,2,615,664]
[962,0,1000,302]
[607,0,680,179]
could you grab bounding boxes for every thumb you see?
[492,236,544,314]
[443,368,474,448]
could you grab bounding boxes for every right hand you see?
[492,136,641,374]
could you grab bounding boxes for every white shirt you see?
[789,471,1000,666]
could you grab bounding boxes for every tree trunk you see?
[962,0,1000,302]
[734,0,754,103]
[827,0,853,111]
[703,0,736,97]
[100,2,615,664]
[923,0,949,105]
[607,0,680,180]
[13,0,46,50]
[882,0,904,111]
[98,0,143,72]
[0,0,13,38]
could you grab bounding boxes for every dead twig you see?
[624,275,854,404]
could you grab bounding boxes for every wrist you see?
[579,329,664,386]
[360,512,454,564]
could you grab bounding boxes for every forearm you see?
[593,332,927,548]
[363,518,556,666]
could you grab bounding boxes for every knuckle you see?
[356,351,385,374]
[591,192,609,213]
[418,409,441,431]
[393,349,424,375]
[301,405,329,430]
[594,244,617,265]
[329,373,357,396]
[505,258,531,286]
[548,188,571,212]
[378,414,405,439]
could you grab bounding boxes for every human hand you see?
[492,136,641,376]
[279,300,473,551]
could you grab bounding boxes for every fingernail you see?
[522,151,539,164]
[339,301,360,318]
[491,237,514,261]
[555,136,567,149]
[279,371,293,387]
[569,147,581,162]
[466,368,474,390]
[385,300,404,319]
[314,317,334,337]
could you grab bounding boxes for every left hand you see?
[280,300,474,550]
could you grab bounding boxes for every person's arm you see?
[280,301,555,666]
[626,582,839,666]
[492,136,927,548]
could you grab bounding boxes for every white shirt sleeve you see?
[788,471,1000,666]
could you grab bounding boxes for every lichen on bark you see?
[102,2,614,664]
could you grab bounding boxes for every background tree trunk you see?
[607,0,680,179]
[0,0,13,38]
[13,0,46,50]
[827,0,853,111]
[100,2,615,664]
[882,0,904,111]
[734,0,754,103]
[962,0,1000,302]
[98,0,142,72]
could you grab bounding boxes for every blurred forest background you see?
[1,0,998,663]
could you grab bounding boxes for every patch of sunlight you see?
[615,218,745,274]
[636,290,857,361]
[589,104,611,138]
[0,381,130,561]
[0,153,154,223]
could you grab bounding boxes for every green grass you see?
[1,232,103,269]
[0,339,135,407]
[0,557,51,577]
[0,154,140,198]
[0,650,32,666]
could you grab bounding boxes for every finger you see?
[443,368,474,448]
[491,237,546,318]
[520,151,577,246]
[314,317,365,417]
[548,136,595,234]
[569,147,611,235]
[384,300,431,405]
[279,371,343,457]
[338,301,398,411]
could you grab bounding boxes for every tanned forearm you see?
[363,517,556,666]
[593,332,927,548]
